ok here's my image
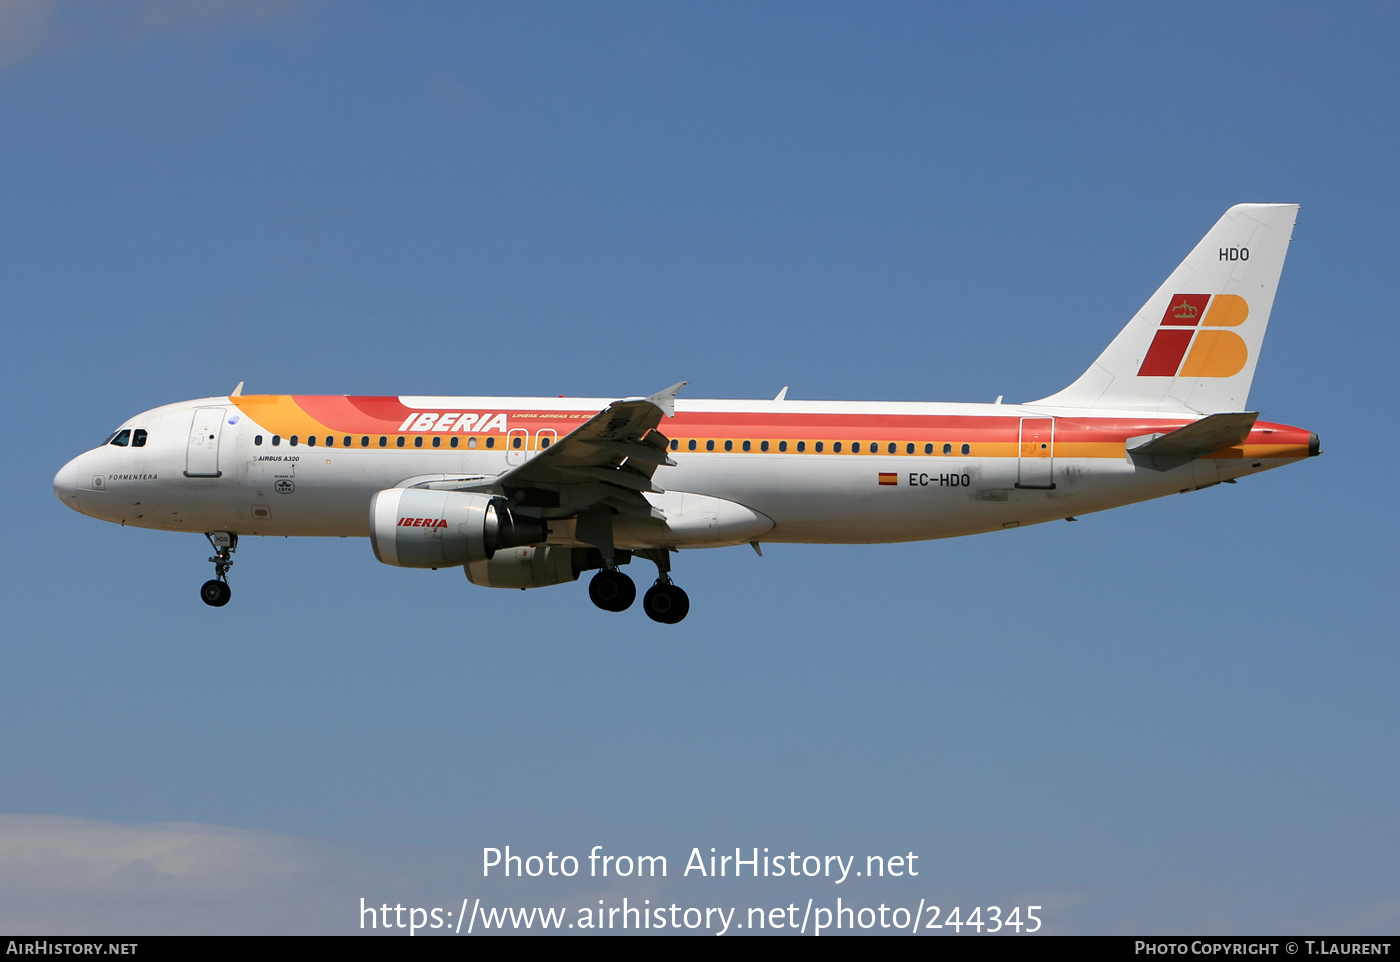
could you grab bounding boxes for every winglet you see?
[231,381,244,397]
[646,381,687,418]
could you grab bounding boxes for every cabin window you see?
[961,443,970,455]
[852,442,861,453]
[415,437,424,448]
[271,435,281,446]
[289,436,298,446]
[450,437,459,448]
[670,439,679,450]
[888,442,897,454]
[361,437,370,447]
[814,441,822,452]
[378,436,387,447]
[833,442,842,453]
[906,442,915,454]
[761,440,770,452]
[307,436,316,447]
[541,436,551,448]
[797,441,806,452]
[779,441,788,452]
[512,436,523,449]
[943,443,952,455]
[924,443,933,454]
[706,440,715,451]
[468,437,477,448]
[395,437,405,448]
[689,439,698,451]
[486,436,496,449]
[742,440,751,452]
[253,435,262,446]
[431,437,440,448]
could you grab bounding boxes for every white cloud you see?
[3,815,1397,935]
[0,0,50,69]
[0,814,335,933]
[0,0,302,71]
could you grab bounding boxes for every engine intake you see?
[369,488,547,568]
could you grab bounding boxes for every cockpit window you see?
[109,429,131,447]
[132,429,147,448]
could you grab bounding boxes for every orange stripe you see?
[227,397,1315,460]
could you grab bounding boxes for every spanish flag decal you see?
[878,473,898,486]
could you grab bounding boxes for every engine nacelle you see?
[369,488,547,568]
[465,545,585,589]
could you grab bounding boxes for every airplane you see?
[53,204,1318,624]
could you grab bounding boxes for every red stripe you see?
[260,398,1311,449]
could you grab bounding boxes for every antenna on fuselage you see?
[231,381,244,397]
[774,386,789,401]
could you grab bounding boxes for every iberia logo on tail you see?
[1137,294,1249,378]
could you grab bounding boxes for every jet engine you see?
[369,488,547,568]
[465,545,580,589]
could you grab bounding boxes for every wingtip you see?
[648,381,687,417]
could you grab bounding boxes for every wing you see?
[450,382,686,522]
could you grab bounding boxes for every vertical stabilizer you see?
[1031,204,1298,414]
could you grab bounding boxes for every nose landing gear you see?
[201,531,236,607]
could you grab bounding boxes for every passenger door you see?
[1016,417,1055,489]
[185,407,227,478]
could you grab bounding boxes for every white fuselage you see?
[54,394,1315,549]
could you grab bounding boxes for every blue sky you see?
[2,0,1397,934]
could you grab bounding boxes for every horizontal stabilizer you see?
[1128,412,1257,469]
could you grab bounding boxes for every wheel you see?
[200,580,231,607]
[643,583,689,624]
[588,569,635,612]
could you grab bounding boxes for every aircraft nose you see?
[54,457,82,512]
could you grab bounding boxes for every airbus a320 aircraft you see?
[54,204,1317,624]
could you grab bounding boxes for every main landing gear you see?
[200,531,236,607]
[642,580,689,625]
[588,568,635,612]
[587,549,689,624]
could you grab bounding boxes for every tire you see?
[200,580,231,607]
[642,583,689,624]
[588,569,635,612]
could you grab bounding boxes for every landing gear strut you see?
[638,548,689,624]
[577,507,688,622]
[201,531,236,607]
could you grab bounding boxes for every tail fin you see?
[1031,204,1299,414]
